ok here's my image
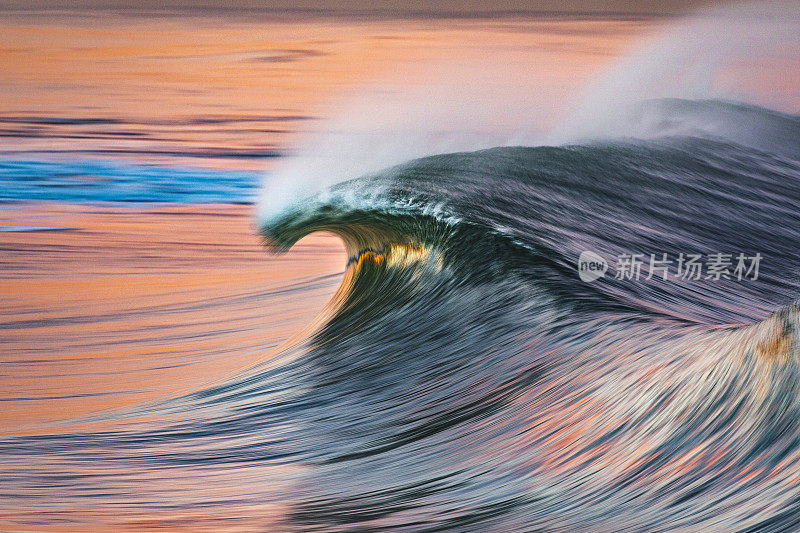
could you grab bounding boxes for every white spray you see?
[258,1,800,227]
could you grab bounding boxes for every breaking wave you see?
[248,100,800,530]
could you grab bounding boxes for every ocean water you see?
[0,159,261,203]
[3,6,800,533]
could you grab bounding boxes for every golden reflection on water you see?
[2,12,800,531]
[0,203,345,435]
[0,16,651,169]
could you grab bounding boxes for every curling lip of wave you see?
[260,98,800,328]
[257,98,800,232]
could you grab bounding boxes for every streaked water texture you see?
[0,159,261,203]
[2,98,800,531]
[3,5,800,531]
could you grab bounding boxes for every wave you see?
[3,1,800,528]
[261,100,800,324]
[237,98,800,529]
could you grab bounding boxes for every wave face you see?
[254,99,800,530]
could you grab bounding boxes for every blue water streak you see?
[0,158,262,204]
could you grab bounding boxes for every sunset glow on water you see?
[3,3,800,531]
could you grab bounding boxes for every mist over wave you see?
[258,0,800,223]
[548,0,800,144]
